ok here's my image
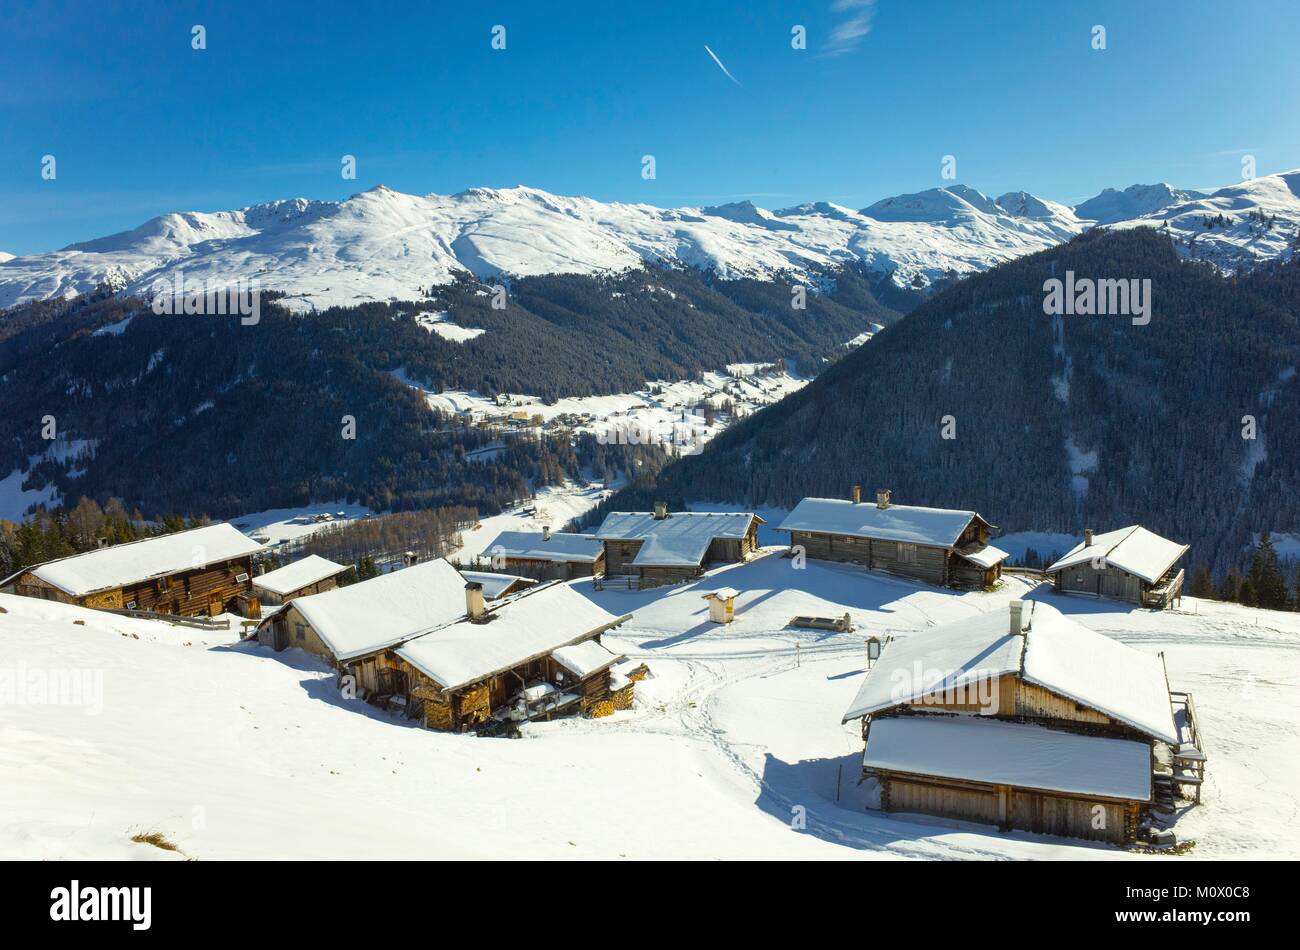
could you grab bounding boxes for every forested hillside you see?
[614,228,1300,573]
[0,263,901,519]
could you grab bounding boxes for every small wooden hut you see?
[1045,526,1189,608]
[775,487,1007,589]
[479,528,605,580]
[702,587,738,624]
[594,505,763,589]
[252,554,348,606]
[0,523,262,618]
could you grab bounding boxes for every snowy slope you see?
[0,252,14,263]
[3,555,1297,859]
[1105,171,1300,273]
[3,172,1295,313]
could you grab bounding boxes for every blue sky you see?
[2,0,1298,254]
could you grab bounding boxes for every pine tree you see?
[1189,564,1214,598]
[1249,533,1288,610]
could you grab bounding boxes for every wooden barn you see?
[594,504,763,589]
[0,523,262,618]
[775,487,1008,589]
[480,527,605,580]
[349,581,634,731]
[1045,526,1189,608]
[457,569,536,600]
[842,600,1205,844]
[252,554,348,606]
[254,557,467,663]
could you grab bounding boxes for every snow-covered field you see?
[3,550,1296,860]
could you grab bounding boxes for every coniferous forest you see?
[612,228,1300,576]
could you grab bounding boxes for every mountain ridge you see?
[4,171,1295,313]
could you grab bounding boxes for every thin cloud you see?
[822,0,877,57]
[704,45,742,86]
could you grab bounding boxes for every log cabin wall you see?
[15,555,254,617]
[115,555,254,617]
[255,575,340,608]
[1055,562,1145,604]
[603,540,644,576]
[638,565,705,588]
[892,677,1142,738]
[878,771,1139,844]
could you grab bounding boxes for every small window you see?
[899,543,918,564]
[125,601,137,609]
[235,573,249,583]
[295,623,306,642]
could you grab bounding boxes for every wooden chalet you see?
[594,504,763,589]
[843,600,1206,844]
[350,581,634,731]
[1045,526,1189,608]
[254,558,467,663]
[775,487,1008,589]
[481,527,605,581]
[0,523,262,618]
[252,554,348,607]
[457,569,537,600]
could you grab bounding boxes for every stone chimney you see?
[875,489,891,510]
[542,525,551,541]
[653,501,668,520]
[403,550,419,567]
[1009,600,1025,635]
[1084,528,1094,547]
[465,581,486,621]
[851,484,861,504]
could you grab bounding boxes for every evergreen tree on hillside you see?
[1248,533,1289,610]
[1189,564,1214,598]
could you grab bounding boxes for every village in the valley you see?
[4,479,1293,861]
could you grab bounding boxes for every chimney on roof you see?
[403,550,419,567]
[1009,600,1025,635]
[876,489,891,510]
[851,484,861,504]
[1084,529,1094,547]
[542,524,551,541]
[653,501,668,520]
[465,582,486,621]
[96,537,108,549]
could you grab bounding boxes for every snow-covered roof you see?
[289,558,468,662]
[594,512,759,567]
[458,570,537,599]
[775,498,986,548]
[863,716,1153,802]
[396,583,629,692]
[483,530,604,563]
[842,601,1178,744]
[702,587,739,601]
[552,640,625,679]
[1045,526,1189,584]
[23,523,263,597]
[1021,604,1177,744]
[252,555,348,597]
[957,543,1010,569]
[842,609,1024,722]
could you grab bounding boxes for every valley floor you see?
[2,551,1297,860]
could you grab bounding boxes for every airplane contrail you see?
[704,45,742,86]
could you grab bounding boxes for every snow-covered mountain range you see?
[1,171,1297,312]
